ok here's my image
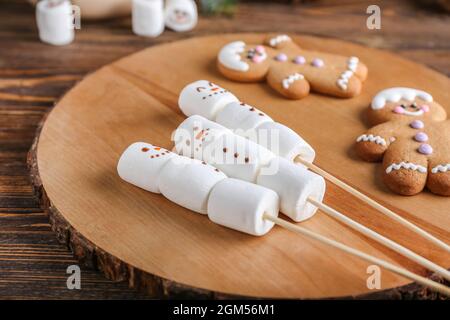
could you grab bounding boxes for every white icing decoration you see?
[371,87,433,110]
[356,134,386,146]
[282,73,304,89]
[386,162,427,174]
[336,57,359,91]
[269,34,291,47]
[431,164,450,174]
[401,109,425,116]
[218,41,249,72]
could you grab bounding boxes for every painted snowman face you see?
[178,80,239,119]
[168,8,192,26]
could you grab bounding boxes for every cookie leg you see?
[266,66,310,99]
[382,140,428,195]
[427,157,450,196]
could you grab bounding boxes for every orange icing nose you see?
[153,147,161,151]
[211,87,219,91]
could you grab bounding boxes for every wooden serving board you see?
[33,34,450,299]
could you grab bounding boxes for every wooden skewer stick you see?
[306,197,450,281]
[263,213,450,297]
[295,156,450,253]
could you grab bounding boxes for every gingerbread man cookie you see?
[355,87,449,196]
[217,34,368,99]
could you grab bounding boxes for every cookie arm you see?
[355,122,393,162]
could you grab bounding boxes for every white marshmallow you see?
[255,121,316,163]
[36,0,74,46]
[174,116,275,182]
[117,142,175,193]
[158,157,226,214]
[173,115,231,159]
[205,134,275,183]
[257,157,325,222]
[178,80,239,120]
[178,80,316,163]
[132,0,165,37]
[207,178,279,236]
[215,101,273,133]
[164,0,198,32]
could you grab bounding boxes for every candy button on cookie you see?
[410,120,424,129]
[418,143,433,155]
[414,132,428,142]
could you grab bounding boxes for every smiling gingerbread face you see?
[367,87,447,126]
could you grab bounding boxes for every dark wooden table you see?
[0,0,448,299]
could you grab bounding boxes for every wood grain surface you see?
[0,0,449,299]
[35,34,450,299]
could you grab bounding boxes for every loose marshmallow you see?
[257,157,325,222]
[178,80,239,120]
[158,157,226,214]
[36,0,74,46]
[174,116,275,182]
[207,178,279,236]
[215,101,273,133]
[255,122,315,163]
[164,0,198,32]
[132,0,165,37]
[117,142,175,193]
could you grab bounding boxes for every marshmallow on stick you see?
[177,81,450,253]
[36,0,75,46]
[118,142,279,235]
[178,80,315,162]
[173,116,326,222]
[117,144,450,294]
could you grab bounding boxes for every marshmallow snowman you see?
[118,142,279,235]
[173,116,326,222]
[164,0,198,32]
[178,80,316,163]
[36,0,75,46]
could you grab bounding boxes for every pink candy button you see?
[311,58,324,68]
[420,104,430,113]
[418,143,433,155]
[274,53,288,62]
[410,120,424,129]
[252,55,265,63]
[393,105,405,114]
[255,45,265,53]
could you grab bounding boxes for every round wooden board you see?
[33,34,450,299]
